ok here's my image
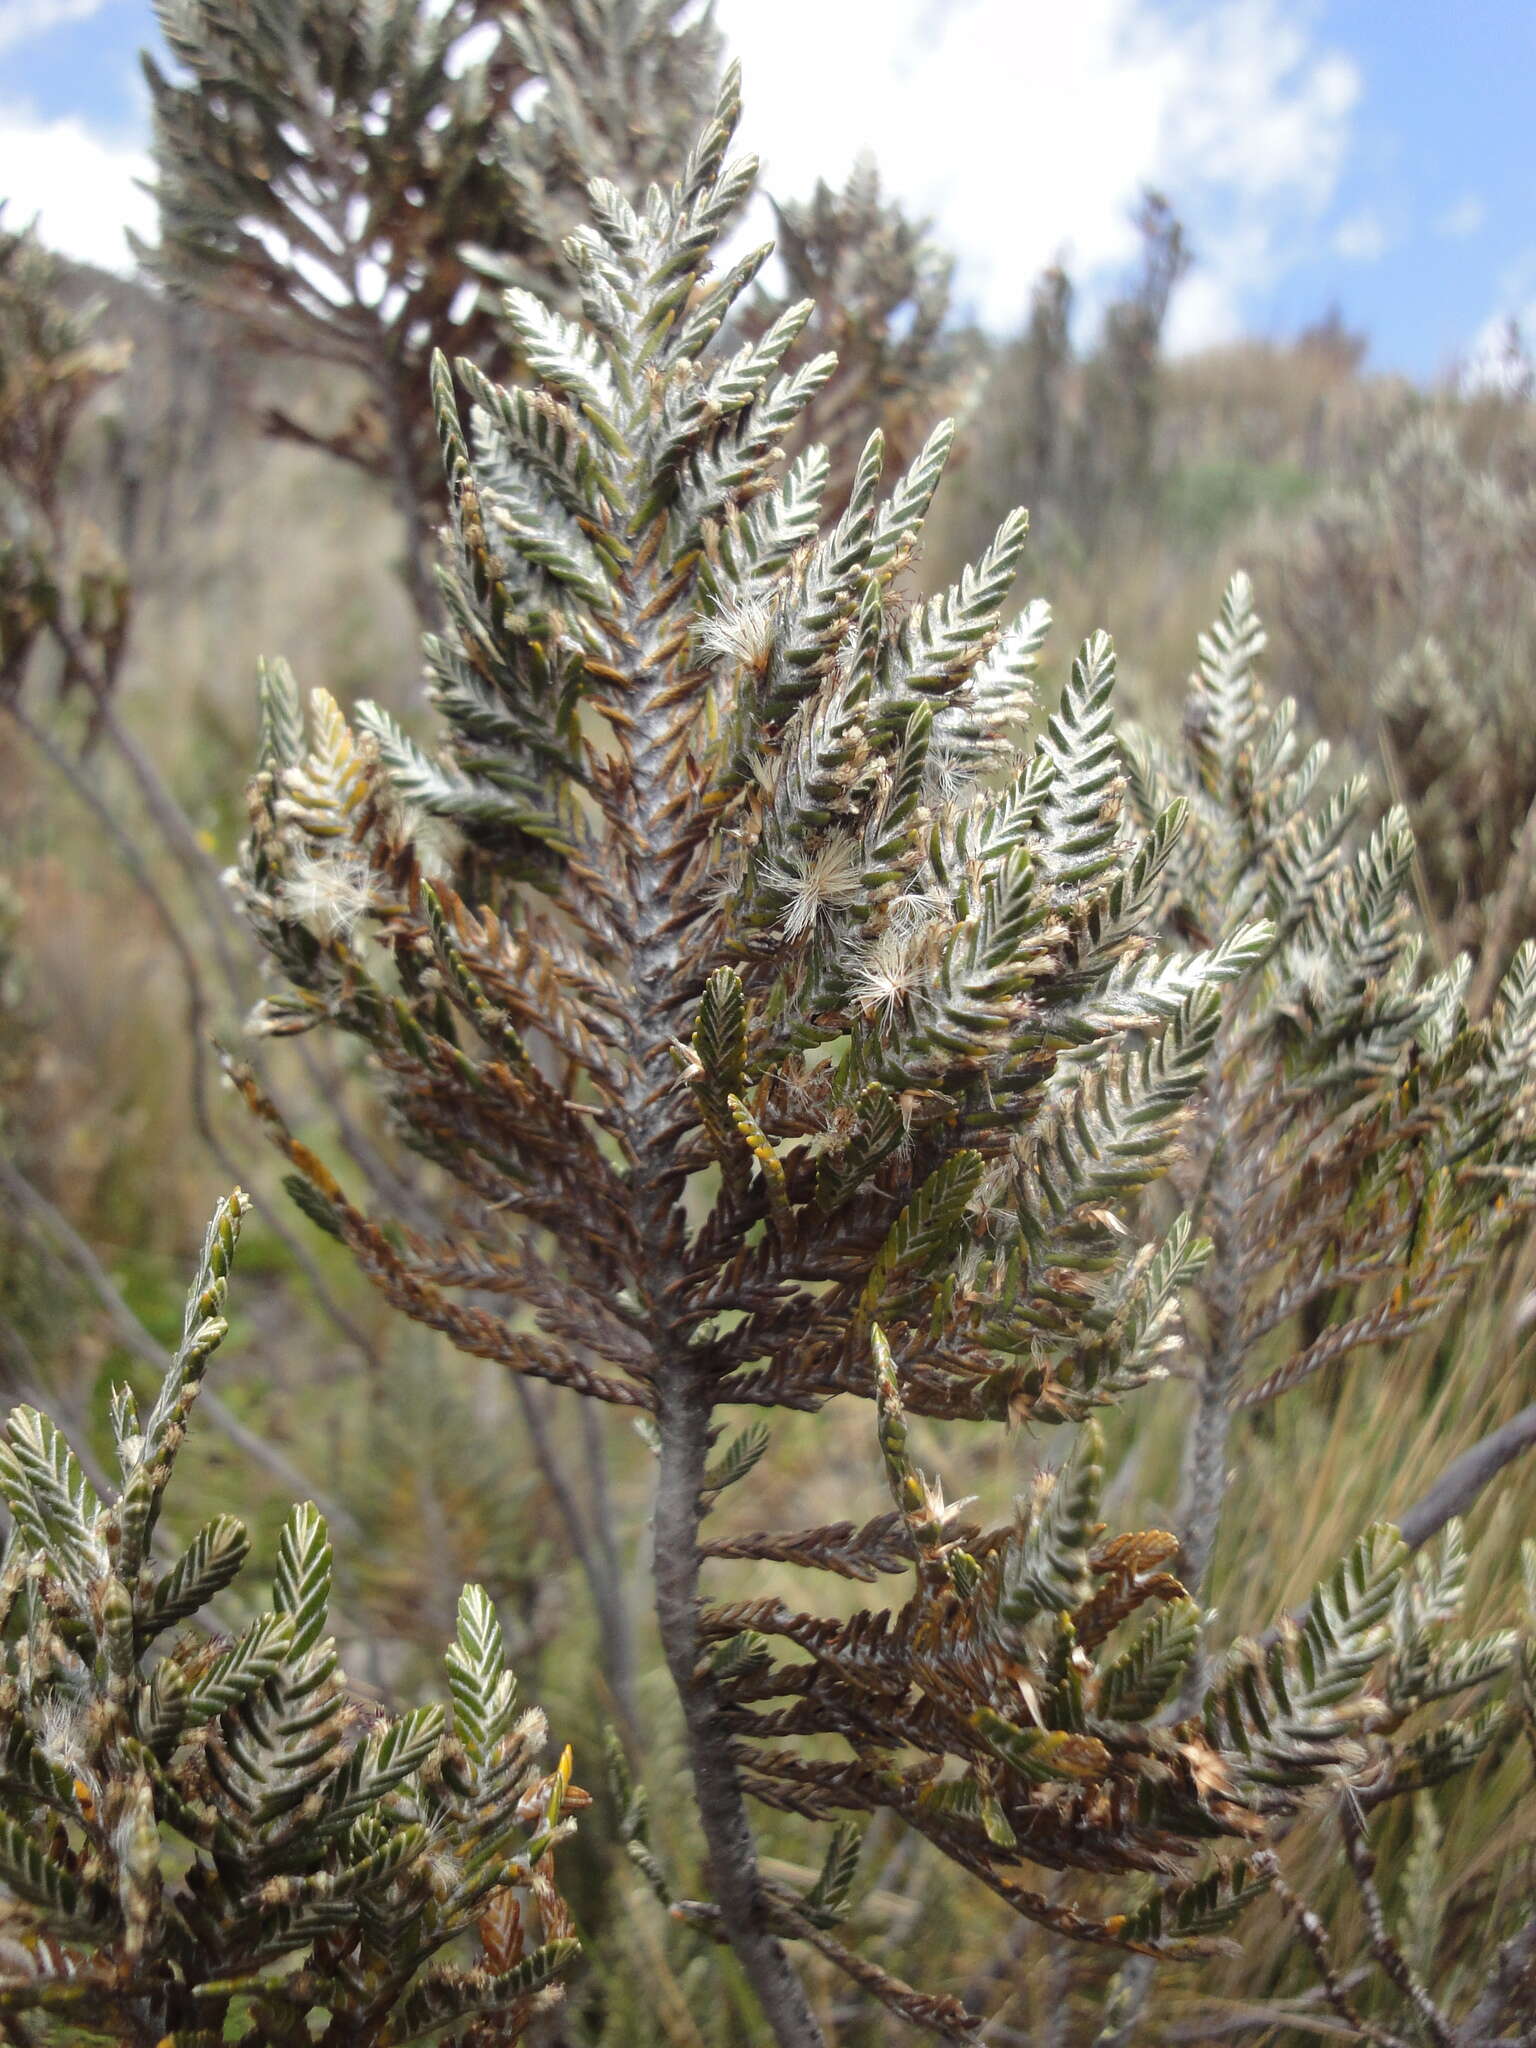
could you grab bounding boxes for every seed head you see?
[760,834,865,940]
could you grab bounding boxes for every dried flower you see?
[696,591,777,673]
[279,846,379,940]
[759,833,865,938]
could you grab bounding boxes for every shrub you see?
[0,1191,580,2043]
[220,72,1536,2043]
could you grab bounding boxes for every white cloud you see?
[0,0,1362,334]
[713,0,1360,347]
[1461,307,1533,393]
[1435,195,1485,240]
[1461,246,1536,387]
[0,0,113,57]
[0,105,154,270]
[1333,209,1389,262]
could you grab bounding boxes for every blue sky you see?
[0,0,1530,380]
[1256,2,1536,376]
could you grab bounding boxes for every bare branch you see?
[1395,1404,1536,1552]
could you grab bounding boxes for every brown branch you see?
[700,1512,916,1581]
[1338,1797,1455,2048]
[652,1364,829,2047]
[762,1887,978,2042]
[672,1888,978,2042]
[1237,1298,1452,1410]
[1256,1853,1415,2048]
[228,1060,652,1407]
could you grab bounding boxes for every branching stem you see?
[1175,1090,1249,1714]
[652,1364,826,2046]
[611,524,824,2044]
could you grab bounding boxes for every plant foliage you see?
[216,72,1536,2048]
[0,1192,579,2044]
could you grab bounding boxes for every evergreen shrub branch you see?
[200,70,1536,2048]
[0,1191,580,2044]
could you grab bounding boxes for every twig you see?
[763,1889,978,2043]
[680,1887,978,2043]
[1338,1795,1455,2048]
[0,1150,360,1537]
[1395,1404,1536,1552]
[1456,1907,1536,2045]
[6,699,385,1375]
[1256,1853,1414,2048]
[511,1377,639,1740]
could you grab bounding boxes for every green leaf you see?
[1188,572,1266,806]
[0,1406,100,1586]
[318,1705,445,1832]
[869,418,955,575]
[690,968,749,1194]
[814,1083,905,1213]
[1206,1524,1408,1788]
[0,1814,107,1929]
[802,1822,862,1926]
[971,1711,1108,1785]
[1119,1860,1266,1948]
[390,1939,580,2040]
[702,1422,770,1497]
[445,1585,517,1779]
[997,1421,1105,1636]
[283,1173,346,1239]
[256,654,304,775]
[272,1503,333,1659]
[1036,631,1123,893]
[857,1149,983,1330]
[727,1094,793,1245]
[915,1772,1016,1849]
[140,1514,250,1647]
[183,1612,294,1721]
[1015,985,1220,1261]
[1097,1598,1200,1721]
[0,1721,79,1813]
[893,507,1029,699]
